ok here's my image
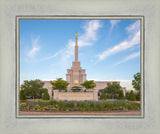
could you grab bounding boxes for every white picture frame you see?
[0,0,160,134]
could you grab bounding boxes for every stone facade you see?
[43,81,123,99]
[94,81,120,90]
[53,90,98,101]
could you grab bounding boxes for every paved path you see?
[20,110,140,115]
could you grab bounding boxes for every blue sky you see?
[20,19,140,90]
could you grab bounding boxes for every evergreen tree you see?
[20,89,26,100]
[100,90,107,100]
[42,90,50,100]
[128,90,136,101]
[118,90,125,100]
[136,91,140,101]
[125,91,130,100]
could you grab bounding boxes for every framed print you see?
[0,0,160,134]
[16,16,144,118]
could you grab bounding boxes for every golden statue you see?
[76,32,78,38]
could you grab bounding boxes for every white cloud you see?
[80,20,102,42]
[41,50,62,61]
[61,40,75,64]
[61,20,102,64]
[98,21,140,61]
[126,20,140,33]
[110,20,120,31]
[98,31,140,60]
[114,51,140,65]
[41,20,102,65]
[28,36,40,57]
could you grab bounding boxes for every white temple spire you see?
[75,32,78,61]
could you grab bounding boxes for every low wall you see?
[53,90,98,101]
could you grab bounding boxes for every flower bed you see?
[20,100,140,112]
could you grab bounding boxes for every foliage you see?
[20,100,27,103]
[50,78,69,91]
[136,91,140,101]
[71,86,82,92]
[84,89,87,92]
[125,91,130,100]
[20,100,140,112]
[81,80,96,89]
[118,90,125,100]
[100,90,107,100]
[132,72,141,91]
[128,90,136,101]
[20,89,26,100]
[105,82,121,99]
[42,89,50,100]
[20,79,45,99]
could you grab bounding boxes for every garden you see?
[20,100,140,112]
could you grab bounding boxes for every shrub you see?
[50,100,57,105]
[100,90,107,100]
[118,90,125,100]
[20,100,26,103]
[128,90,136,101]
[84,89,87,92]
[42,90,50,100]
[71,86,82,92]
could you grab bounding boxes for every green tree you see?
[136,91,140,101]
[20,89,26,100]
[21,79,45,99]
[118,90,125,100]
[100,90,107,100]
[105,82,121,99]
[50,78,69,91]
[128,90,136,101]
[81,80,96,89]
[42,89,50,100]
[132,72,141,91]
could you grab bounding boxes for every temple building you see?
[66,32,86,88]
[43,33,126,99]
